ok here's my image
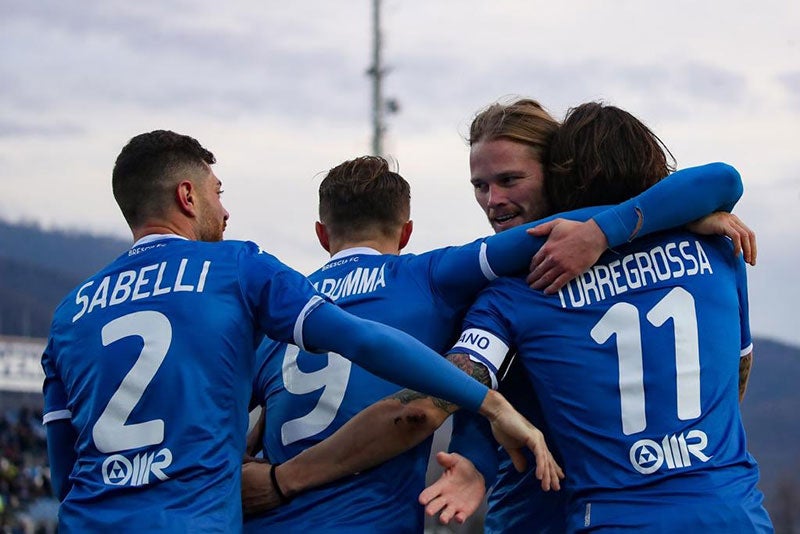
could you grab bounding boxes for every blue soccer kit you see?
[450,231,773,532]
[42,235,496,533]
[42,236,328,532]
[248,245,490,533]
[448,162,748,533]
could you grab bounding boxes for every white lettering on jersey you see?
[557,240,714,309]
[313,265,387,302]
[72,259,211,323]
[451,328,510,387]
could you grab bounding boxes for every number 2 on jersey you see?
[591,287,701,436]
[93,311,172,453]
[280,345,351,446]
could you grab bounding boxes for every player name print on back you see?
[557,239,713,309]
[313,264,387,301]
[72,257,211,322]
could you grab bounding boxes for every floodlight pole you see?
[369,0,385,156]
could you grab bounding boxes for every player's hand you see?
[418,452,486,525]
[245,407,265,457]
[686,211,757,265]
[526,219,608,294]
[241,457,284,515]
[480,390,564,491]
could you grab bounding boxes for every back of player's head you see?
[468,98,559,164]
[545,102,676,212]
[319,156,410,240]
[112,130,216,228]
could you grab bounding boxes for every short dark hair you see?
[319,156,410,240]
[112,130,216,228]
[545,102,675,212]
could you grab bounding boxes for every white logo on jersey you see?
[102,447,173,486]
[629,429,712,474]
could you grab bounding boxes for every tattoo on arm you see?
[388,353,492,419]
[391,389,457,418]
[739,353,753,403]
[446,353,492,387]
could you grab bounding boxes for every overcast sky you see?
[1,0,798,346]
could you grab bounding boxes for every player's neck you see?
[132,220,194,242]
[328,237,401,257]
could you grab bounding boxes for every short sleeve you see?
[734,256,752,355]
[448,282,516,388]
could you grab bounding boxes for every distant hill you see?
[0,217,797,529]
[739,338,800,527]
[0,218,129,337]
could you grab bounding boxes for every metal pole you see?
[369,0,384,156]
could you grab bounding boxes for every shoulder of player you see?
[486,274,530,292]
[607,230,737,268]
[616,229,727,252]
[222,239,284,264]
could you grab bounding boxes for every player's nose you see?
[487,183,508,207]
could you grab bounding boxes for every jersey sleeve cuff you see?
[593,206,636,248]
[43,409,72,425]
[479,242,498,281]
[293,295,326,352]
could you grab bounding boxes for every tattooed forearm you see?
[446,353,492,387]
[393,389,428,405]
[739,352,753,403]
[391,389,457,417]
[388,352,492,418]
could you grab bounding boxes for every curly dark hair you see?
[112,130,216,228]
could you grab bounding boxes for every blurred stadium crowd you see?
[0,407,57,534]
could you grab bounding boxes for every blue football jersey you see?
[485,363,568,534]
[451,231,773,532]
[447,162,748,532]
[42,235,325,533]
[246,243,493,533]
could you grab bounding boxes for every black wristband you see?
[269,463,291,505]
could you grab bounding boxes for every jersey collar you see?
[131,233,188,249]
[329,247,382,261]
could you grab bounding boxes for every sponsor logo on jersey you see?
[629,429,711,474]
[101,447,172,486]
[128,243,167,256]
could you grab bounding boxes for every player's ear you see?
[399,220,413,251]
[176,180,196,216]
[315,221,331,252]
